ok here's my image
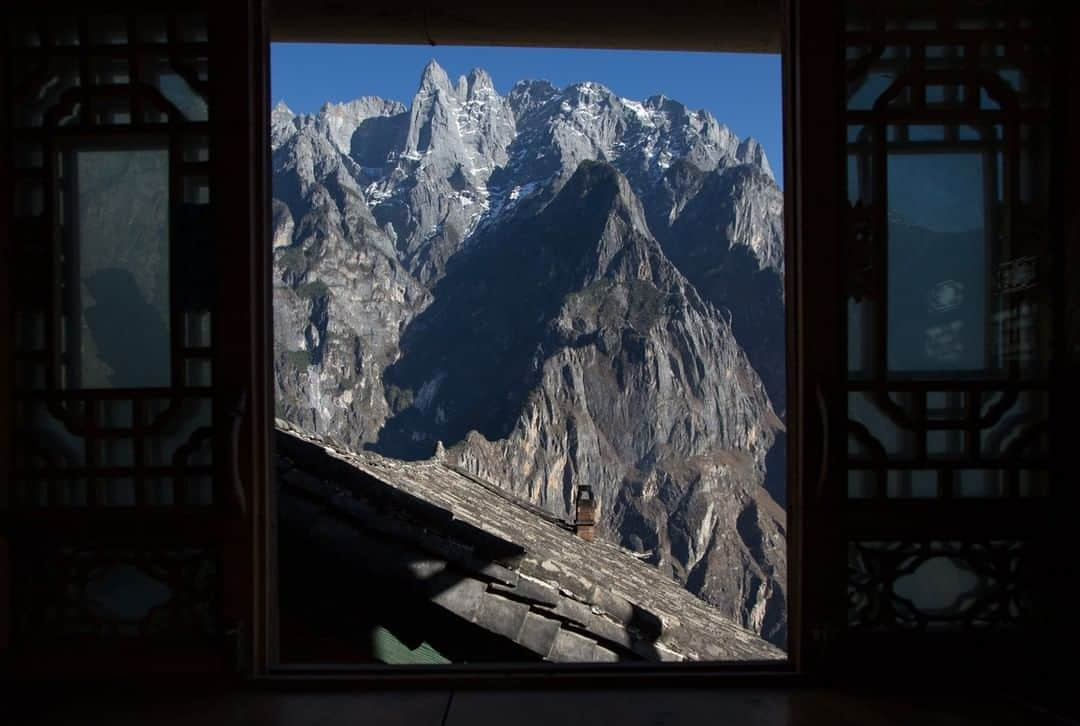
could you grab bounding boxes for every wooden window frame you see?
[256,0,827,683]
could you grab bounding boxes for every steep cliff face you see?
[271,61,788,647]
[271,106,430,442]
[642,161,787,504]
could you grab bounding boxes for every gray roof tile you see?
[276,421,785,663]
[475,592,530,641]
[517,612,562,658]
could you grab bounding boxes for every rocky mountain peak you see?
[736,137,775,181]
[644,93,674,112]
[271,100,300,148]
[403,60,514,163]
[563,160,653,250]
[272,99,294,119]
[566,80,617,101]
[507,79,560,122]
[312,96,407,157]
[464,67,496,97]
[418,58,453,95]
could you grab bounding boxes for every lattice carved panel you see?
[840,1,1057,637]
[11,394,214,508]
[13,545,220,642]
[5,11,218,512]
[848,539,1032,632]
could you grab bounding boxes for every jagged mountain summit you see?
[272,60,788,647]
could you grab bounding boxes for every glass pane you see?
[848,71,896,110]
[847,470,877,499]
[182,136,210,163]
[846,46,910,111]
[846,125,873,205]
[13,56,81,128]
[979,390,1048,459]
[14,179,44,217]
[184,358,212,387]
[1018,470,1049,497]
[849,539,1029,631]
[184,310,212,347]
[90,56,129,85]
[892,555,979,613]
[49,16,80,46]
[91,96,131,125]
[88,15,127,45]
[103,478,136,506]
[19,400,86,467]
[846,126,875,378]
[184,475,213,506]
[182,175,210,204]
[144,398,212,466]
[142,57,208,122]
[98,400,134,429]
[10,19,43,48]
[847,298,875,377]
[147,478,175,506]
[886,146,990,374]
[927,430,964,458]
[955,470,1004,498]
[177,13,209,43]
[926,391,966,420]
[16,546,218,639]
[97,439,134,467]
[848,392,915,458]
[14,309,47,352]
[54,479,89,507]
[68,147,171,389]
[84,563,172,620]
[14,143,44,169]
[886,470,937,498]
[137,15,169,44]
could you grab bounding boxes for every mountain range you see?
[271,60,788,646]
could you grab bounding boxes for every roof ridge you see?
[441,461,572,529]
[277,416,575,529]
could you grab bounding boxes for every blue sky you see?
[271,44,783,187]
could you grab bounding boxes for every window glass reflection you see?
[69,147,171,389]
[886,150,989,374]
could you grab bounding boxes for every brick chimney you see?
[574,485,596,541]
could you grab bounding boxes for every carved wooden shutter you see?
[1,1,270,677]
[809,0,1069,673]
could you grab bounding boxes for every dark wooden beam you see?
[783,0,844,679]
[0,0,12,656]
[269,2,781,53]
[211,0,274,676]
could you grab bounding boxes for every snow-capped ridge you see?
[273,99,294,118]
[274,62,780,279]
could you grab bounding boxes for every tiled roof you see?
[276,419,786,663]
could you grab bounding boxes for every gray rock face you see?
[271,61,788,647]
[272,108,429,442]
[642,160,787,505]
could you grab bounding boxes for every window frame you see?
[258,0,823,682]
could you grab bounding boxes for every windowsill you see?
[8,680,1063,726]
